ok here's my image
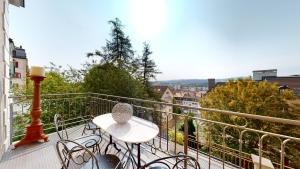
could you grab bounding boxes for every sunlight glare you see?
[130,0,167,38]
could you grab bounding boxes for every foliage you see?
[83,63,144,98]
[168,130,184,145]
[87,18,134,70]
[179,112,196,137]
[86,18,162,99]
[137,42,160,86]
[200,79,295,130]
[173,98,182,114]
[199,79,299,167]
[12,72,82,96]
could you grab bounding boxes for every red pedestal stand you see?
[14,76,48,148]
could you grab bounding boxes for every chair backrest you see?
[56,140,99,169]
[140,154,200,169]
[54,113,68,140]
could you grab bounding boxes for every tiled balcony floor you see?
[0,125,237,169]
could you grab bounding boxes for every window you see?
[15,61,19,68]
[15,72,21,78]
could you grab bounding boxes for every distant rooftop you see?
[253,69,277,73]
[153,86,171,95]
[13,46,27,59]
[9,0,25,7]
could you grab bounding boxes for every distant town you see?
[152,69,300,118]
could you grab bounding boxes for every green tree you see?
[88,18,134,70]
[200,79,299,167]
[138,42,160,86]
[83,63,144,98]
[179,112,196,136]
[200,79,295,128]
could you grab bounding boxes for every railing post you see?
[184,115,189,168]
[9,103,14,145]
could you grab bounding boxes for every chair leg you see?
[97,144,101,153]
[66,158,70,168]
[82,127,86,136]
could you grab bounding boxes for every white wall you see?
[0,0,10,159]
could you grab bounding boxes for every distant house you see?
[9,39,28,87]
[174,93,201,118]
[263,76,300,97]
[252,69,277,81]
[154,86,174,103]
[153,86,174,120]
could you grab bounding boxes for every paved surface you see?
[0,125,237,169]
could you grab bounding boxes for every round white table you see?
[93,113,159,168]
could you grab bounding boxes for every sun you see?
[130,0,167,39]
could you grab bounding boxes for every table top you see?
[93,113,159,143]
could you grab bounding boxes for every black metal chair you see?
[54,113,102,152]
[81,115,101,135]
[139,154,200,169]
[56,140,123,169]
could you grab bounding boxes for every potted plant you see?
[168,130,184,154]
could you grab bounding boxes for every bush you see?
[84,63,145,98]
[168,130,184,145]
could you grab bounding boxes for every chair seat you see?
[66,134,101,151]
[86,122,100,130]
[81,154,122,169]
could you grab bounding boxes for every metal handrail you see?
[9,92,300,169]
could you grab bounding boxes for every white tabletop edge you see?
[93,113,159,144]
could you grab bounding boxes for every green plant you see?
[168,130,184,145]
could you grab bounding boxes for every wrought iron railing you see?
[9,93,300,169]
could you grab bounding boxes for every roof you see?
[9,38,14,44]
[153,86,172,95]
[13,47,27,59]
[264,76,300,96]
[9,0,25,7]
[207,82,226,93]
[253,69,277,73]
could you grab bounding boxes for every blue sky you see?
[10,0,300,80]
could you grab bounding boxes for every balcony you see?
[1,93,300,169]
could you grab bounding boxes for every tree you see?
[88,18,134,70]
[12,69,82,96]
[83,63,144,98]
[138,42,160,87]
[200,79,295,127]
[200,79,299,167]
[179,112,196,137]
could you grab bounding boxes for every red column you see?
[14,76,48,148]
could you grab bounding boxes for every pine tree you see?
[87,18,134,69]
[138,42,160,87]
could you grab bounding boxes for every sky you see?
[9,0,300,80]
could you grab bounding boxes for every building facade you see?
[10,40,28,87]
[253,69,277,81]
[264,76,300,97]
[153,86,174,121]
[0,0,25,159]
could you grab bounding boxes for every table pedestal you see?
[105,135,121,154]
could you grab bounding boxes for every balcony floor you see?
[0,125,236,169]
